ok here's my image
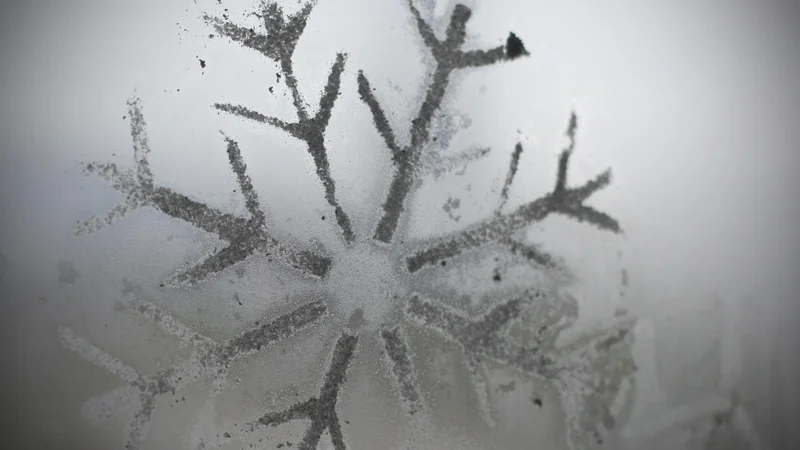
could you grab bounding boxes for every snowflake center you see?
[325,241,405,329]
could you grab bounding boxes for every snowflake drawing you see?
[61,1,639,449]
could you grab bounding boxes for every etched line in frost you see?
[421,146,491,180]
[549,317,637,450]
[499,236,563,272]
[357,72,401,159]
[208,3,354,243]
[58,327,140,384]
[135,300,212,349]
[381,326,423,416]
[498,142,523,211]
[244,332,358,450]
[59,299,327,450]
[223,134,266,225]
[223,299,327,357]
[363,1,529,243]
[465,354,495,427]
[406,113,621,273]
[77,96,331,282]
[405,291,553,377]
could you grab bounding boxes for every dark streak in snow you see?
[381,327,423,415]
[246,333,358,450]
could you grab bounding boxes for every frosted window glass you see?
[1,1,798,449]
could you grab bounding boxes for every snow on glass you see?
[61,1,640,449]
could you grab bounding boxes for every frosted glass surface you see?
[1,1,798,449]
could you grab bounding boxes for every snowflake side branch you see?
[498,143,523,211]
[368,2,529,243]
[135,300,211,348]
[58,327,141,384]
[407,114,620,273]
[128,96,155,189]
[222,299,328,357]
[60,299,327,449]
[81,386,138,426]
[222,134,266,224]
[246,332,357,450]
[406,293,553,376]
[356,71,401,159]
[465,353,495,427]
[498,236,565,273]
[381,327,424,416]
[214,103,296,134]
[407,0,440,52]
[211,53,355,242]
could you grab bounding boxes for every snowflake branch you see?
[207,3,355,242]
[421,146,491,179]
[366,2,530,243]
[381,326,424,416]
[128,95,155,189]
[247,332,357,450]
[465,354,495,427]
[498,143,523,211]
[314,52,347,130]
[405,291,553,376]
[356,71,401,160]
[407,0,440,52]
[499,236,562,271]
[213,103,297,134]
[60,296,328,449]
[134,300,210,348]
[58,327,141,384]
[222,299,327,357]
[222,134,266,224]
[406,113,620,273]
[79,97,331,281]
[81,386,138,426]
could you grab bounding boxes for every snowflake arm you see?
[243,332,358,450]
[79,97,331,281]
[364,2,530,243]
[407,113,621,273]
[356,71,402,160]
[59,294,328,449]
[498,143,523,211]
[207,3,355,242]
[213,103,296,134]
